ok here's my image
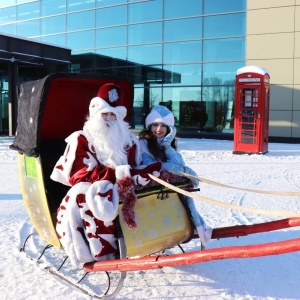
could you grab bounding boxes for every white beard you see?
[83,113,134,169]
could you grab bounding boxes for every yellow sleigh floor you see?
[119,192,193,257]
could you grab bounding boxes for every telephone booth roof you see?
[237,66,270,76]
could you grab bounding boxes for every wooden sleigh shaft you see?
[84,217,300,273]
[84,238,300,273]
[210,217,300,239]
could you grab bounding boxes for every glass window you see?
[204,13,245,38]
[128,44,162,65]
[96,5,126,27]
[133,65,164,85]
[0,71,9,132]
[96,47,127,60]
[128,0,162,23]
[132,87,144,107]
[67,11,94,31]
[164,18,202,42]
[96,65,135,81]
[204,0,246,14]
[128,22,162,44]
[202,84,224,101]
[96,0,126,7]
[163,87,203,126]
[40,34,66,47]
[67,30,95,50]
[41,15,66,35]
[203,62,244,84]
[67,0,94,12]
[169,87,201,101]
[164,0,202,19]
[17,19,40,37]
[96,26,127,47]
[0,7,16,25]
[0,24,16,35]
[163,64,202,86]
[0,0,16,9]
[164,41,202,64]
[149,86,163,106]
[132,89,146,129]
[17,0,35,4]
[203,38,245,62]
[41,0,66,17]
[131,88,148,129]
[132,86,163,129]
[17,2,39,21]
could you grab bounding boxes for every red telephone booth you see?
[233,66,270,154]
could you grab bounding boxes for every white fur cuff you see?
[115,165,131,181]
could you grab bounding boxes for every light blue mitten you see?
[160,126,176,148]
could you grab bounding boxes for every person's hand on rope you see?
[131,162,162,186]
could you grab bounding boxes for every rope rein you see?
[148,173,300,218]
[166,167,300,197]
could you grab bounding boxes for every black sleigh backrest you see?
[11,73,134,212]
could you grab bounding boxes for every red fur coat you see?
[51,131,139,266]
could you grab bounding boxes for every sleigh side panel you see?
[17,153,61,248]
[119,193,193,257]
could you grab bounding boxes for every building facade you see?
[0,0,299,140]
[246,0,300,140]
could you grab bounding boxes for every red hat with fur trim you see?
[89,83,127,119]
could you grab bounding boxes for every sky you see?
[0,136,300,300]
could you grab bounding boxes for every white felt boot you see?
[196,225,213,249]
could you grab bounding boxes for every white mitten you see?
[115,165,131,181]
[85,180,119,222]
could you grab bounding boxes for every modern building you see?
[0,0,299,141]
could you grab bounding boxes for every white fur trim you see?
[132,174,150,186]
[56,182,94,267]
[152,170,160,177]
[89,97,127,120]
[130,132,142,166]
[50,131,84,186]
[56,181,119,267]
[115,165,131,181]
[145,106,174,128]
[83,152,98,171]
[85,180,119,222]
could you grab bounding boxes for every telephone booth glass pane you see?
[264,88,270,142]
[239,88,259,144]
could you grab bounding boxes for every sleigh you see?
[10,73,300,299]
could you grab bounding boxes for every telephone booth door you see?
[233,66,270,154]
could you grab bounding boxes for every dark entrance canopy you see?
[0,33,71,135]
[0,33,71,65]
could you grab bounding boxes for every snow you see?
[1,136,300,300]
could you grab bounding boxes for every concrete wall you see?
[246,0,300,138]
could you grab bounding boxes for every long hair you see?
[138,126,177,162]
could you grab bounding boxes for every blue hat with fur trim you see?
[145,105,175,128]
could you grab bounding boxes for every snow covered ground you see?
[1,136,300,300]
